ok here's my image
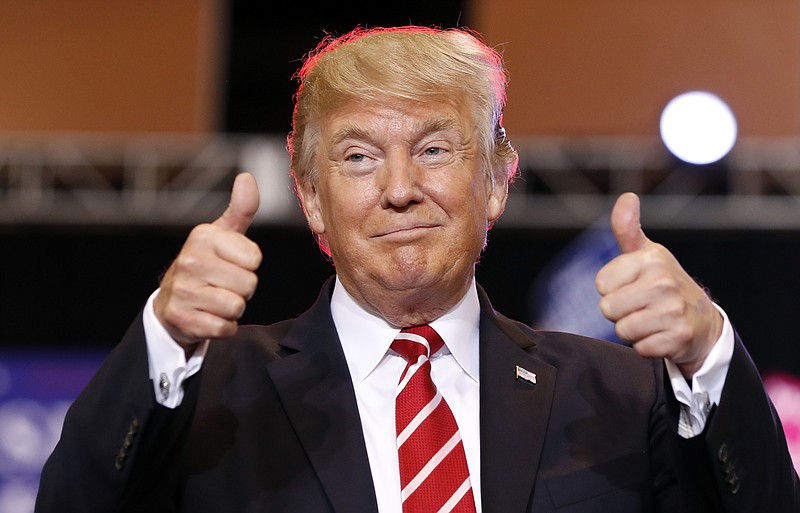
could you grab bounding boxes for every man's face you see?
[299,97,507,324]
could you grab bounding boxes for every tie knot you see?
[391,324,444,362]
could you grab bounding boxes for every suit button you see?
[726,473,740,494]
[128,417,140,434]
[718,443,729,463]
[722,461,734,475]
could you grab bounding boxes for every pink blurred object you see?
[763,372,800,473]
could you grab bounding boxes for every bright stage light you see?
[659,91,737,165]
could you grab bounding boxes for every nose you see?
[378,152,423,209]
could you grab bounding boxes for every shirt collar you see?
[331,276,481,385]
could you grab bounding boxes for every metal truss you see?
[2,133,800,229]
[0,133,303,227]
[504,136,800,230]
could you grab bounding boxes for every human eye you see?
[340,147,379,176]
[345,152,366,162]
[418,143,453,167]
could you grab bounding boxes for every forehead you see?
[320,97,474,144]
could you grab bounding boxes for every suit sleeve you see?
[34,312,200,513]
[667,333,800,512]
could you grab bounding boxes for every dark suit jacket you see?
[36,280,799,512]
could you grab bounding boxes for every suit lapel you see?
[265,280,379,513]
[262,280,557,513]
[478,290,557,513]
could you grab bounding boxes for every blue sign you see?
[530,226,622,343]
[0,350,106,513]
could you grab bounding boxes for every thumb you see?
[213,173,260,233]
[611,192,650,253]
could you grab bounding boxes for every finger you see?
[611,192,650,254]
[628,332,675,360]
[212,230,262,271]
[171,309,240,341]
[154,285,243,342]
[183,224,262,271]
[192,285,251,322]
[160,283,250,328]
[599,256,683,319]
[201,259,260,300]
[596,252,643,296]
[599,282,647,322]
[213,173,260,234]
[624,326,696,363]
[613,306,668,346]
[627,319,718,377]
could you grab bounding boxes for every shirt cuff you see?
[664,303,734,438]
[142,289,208,408]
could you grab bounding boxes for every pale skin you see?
[153,172,262,347]
[153,98,722,379]
[596,192,723,378]
[297,98,508,328]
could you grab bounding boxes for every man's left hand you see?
[596,192,723,378]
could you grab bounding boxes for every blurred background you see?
[2,1,799,510]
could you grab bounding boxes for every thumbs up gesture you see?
[595,193,723,378]
[154,173,263,349]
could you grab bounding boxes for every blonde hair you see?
[287,26,518,189]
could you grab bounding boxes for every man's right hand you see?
[154,173,262,349]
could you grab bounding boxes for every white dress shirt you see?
[141,278,735,511]
[142,290,208,408]
[666,304,734,437]
[331,277,482,513]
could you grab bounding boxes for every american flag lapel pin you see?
[515,365,537,385]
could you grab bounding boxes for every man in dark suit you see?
[36,26,798,512]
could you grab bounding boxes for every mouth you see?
[373,223,439,239]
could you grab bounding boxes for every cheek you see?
[320,181,378,230]
[457,178,491,216]
[350,184,381,209]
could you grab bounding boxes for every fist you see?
[595,193,723,378]
[154,173,263,348]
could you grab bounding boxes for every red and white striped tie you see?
[392,325,477,513]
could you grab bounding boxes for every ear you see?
[486,174,509,223]
[297,179,326,235]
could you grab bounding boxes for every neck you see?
[337,274,474,328]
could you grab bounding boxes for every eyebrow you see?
[329,124,374,147]
[409,116,463,146]
[417,116,461,136]
[328,115,463,148]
